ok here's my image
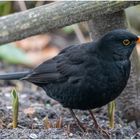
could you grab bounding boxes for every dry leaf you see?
[0,119,5,128]
[26,46,59,66]
[16,34,51,51]
[55,117,63,128]
[23,107,35,117]
[43,116,52,129]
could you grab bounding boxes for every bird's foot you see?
[73,121,87,133]
[96,125,111,139]
[69,109,87,133]
[88,110,110,138]
[67,123,87,134]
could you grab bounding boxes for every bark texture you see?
[0,1,140,45]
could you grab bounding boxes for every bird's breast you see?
[81,60,131,108]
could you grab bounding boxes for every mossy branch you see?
[0,1,140,45]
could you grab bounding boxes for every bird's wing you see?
[24,43,91,84]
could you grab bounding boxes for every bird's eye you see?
[122,39,131,46]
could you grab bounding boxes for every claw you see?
[69,109,86,132]
[97,126,111,139]
[88,110,111,139]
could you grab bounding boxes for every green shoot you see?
[11,88,19,128]
[108,100,115,128]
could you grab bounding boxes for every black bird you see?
[0,29,140,134]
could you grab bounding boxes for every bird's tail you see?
[0,71,30,80]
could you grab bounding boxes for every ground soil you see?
[0,64,140,139]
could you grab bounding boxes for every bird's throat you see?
[113,51,128,61]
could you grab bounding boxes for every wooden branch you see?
[0,1,140,45]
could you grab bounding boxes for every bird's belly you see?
[84,74,128,109]
[42,76,127,110]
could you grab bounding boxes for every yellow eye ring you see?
[122,39,131,46]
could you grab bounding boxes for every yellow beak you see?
[137,37,140,43]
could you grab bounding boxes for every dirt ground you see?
[0,64,139,139]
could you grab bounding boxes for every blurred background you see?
[0,1,91,69]
[0,1,140,69]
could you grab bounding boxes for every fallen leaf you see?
[16,34,51,51]
[0,119,5,128]
[55,117,63,128]
[43,116,52,129]
[23,107,35,117]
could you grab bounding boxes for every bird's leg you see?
[88,110,100,128]
[88,110,110,138]
[69,109,86,132]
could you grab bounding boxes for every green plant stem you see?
[108,100,115,128]
[11,88,19,128]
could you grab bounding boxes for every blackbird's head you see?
[98,29,140,60]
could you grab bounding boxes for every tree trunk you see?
[88,11,140,127]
